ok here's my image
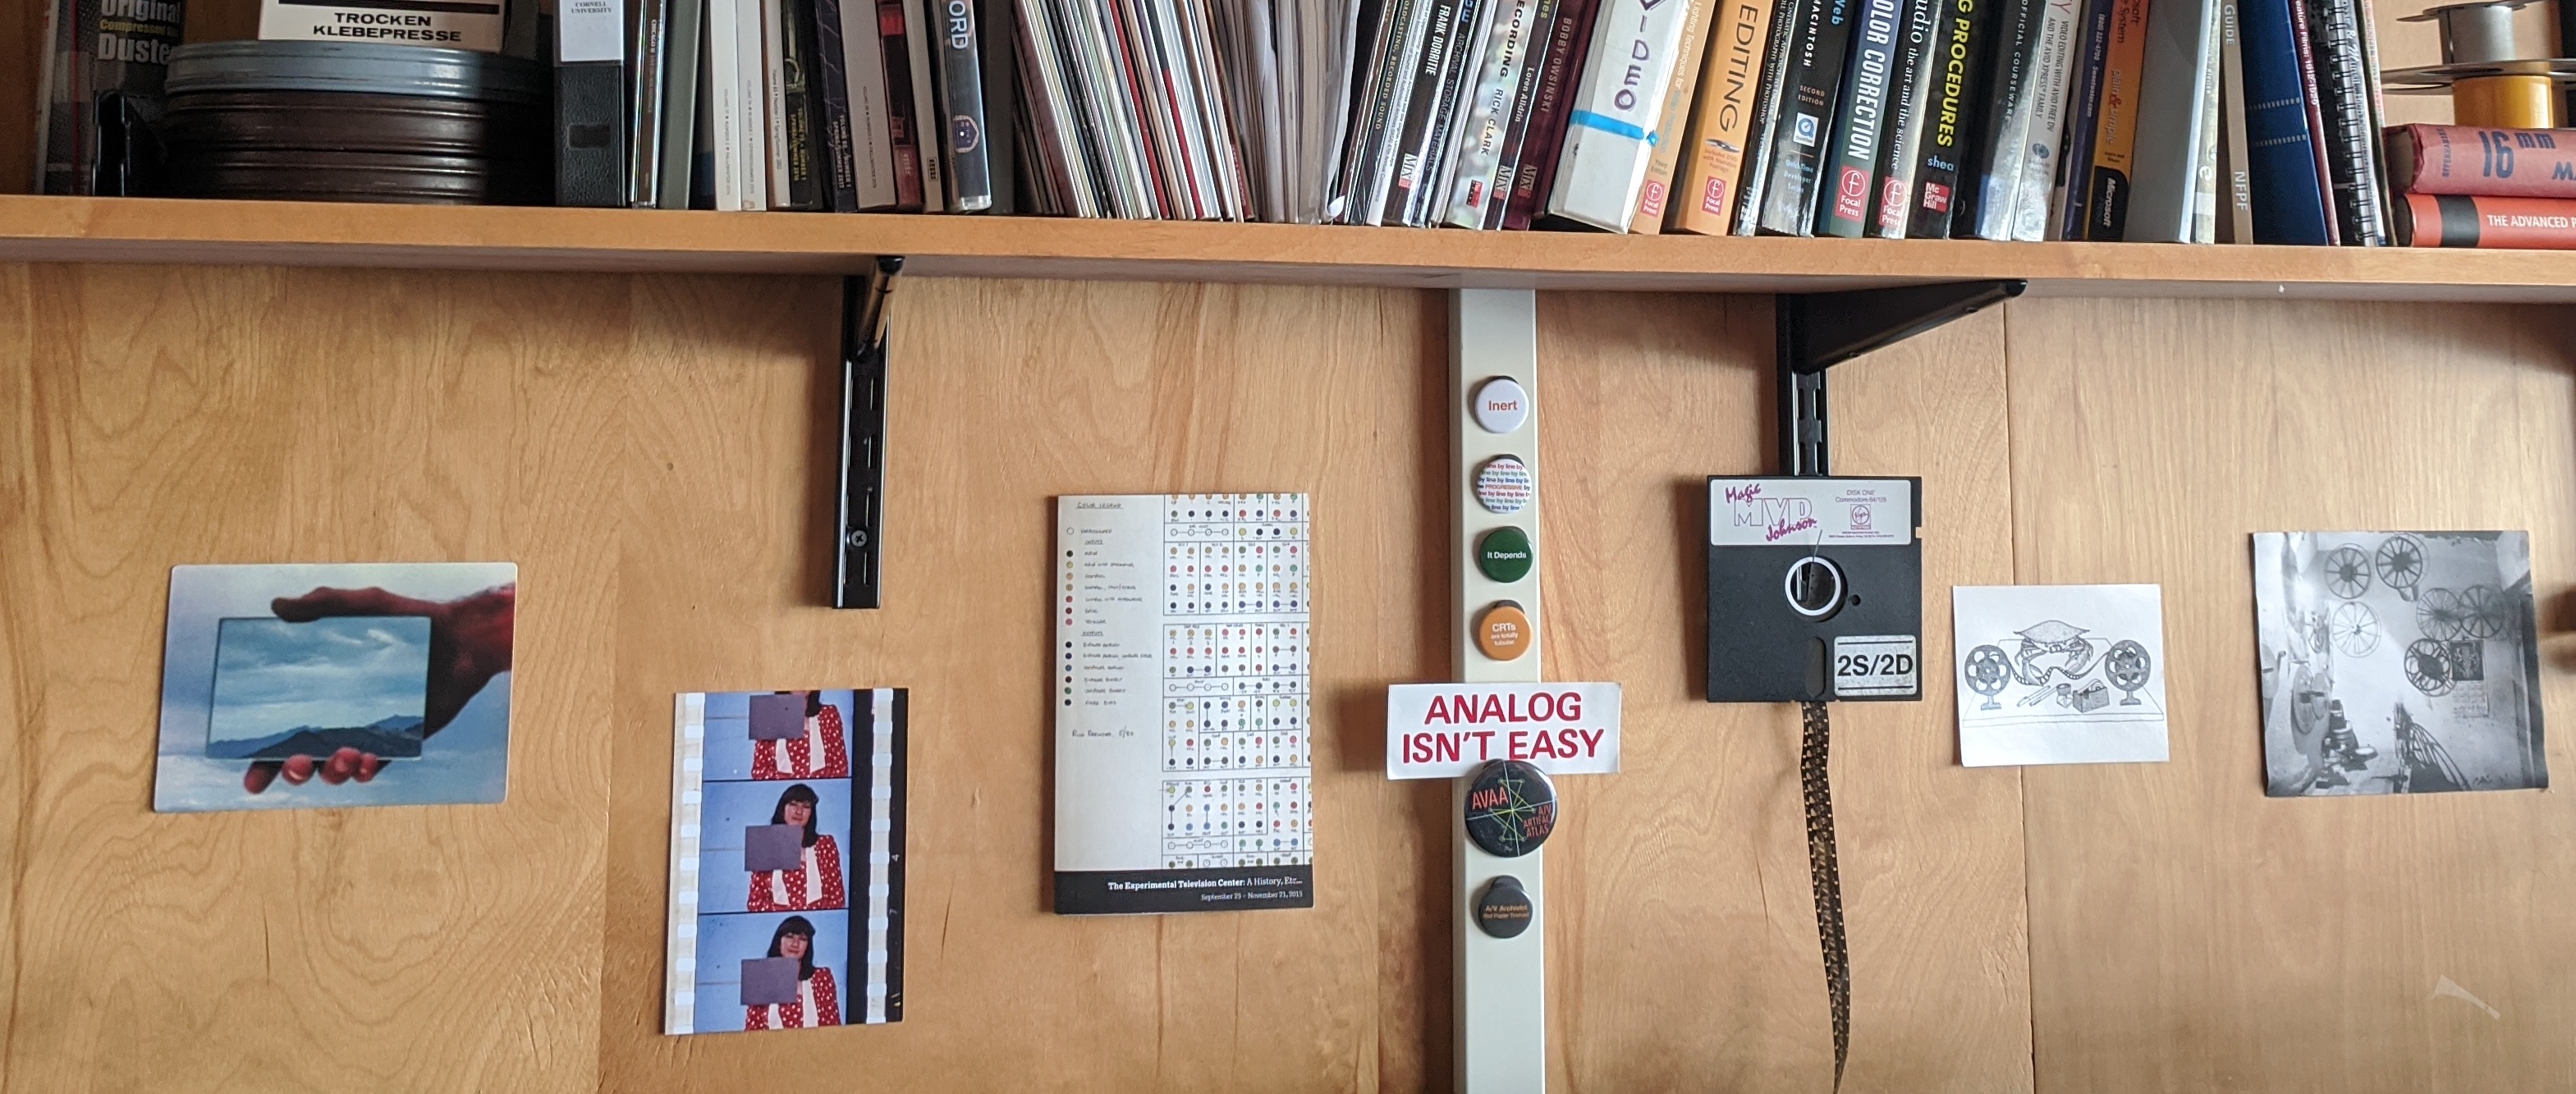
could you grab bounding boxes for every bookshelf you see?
[5,194,2576,300]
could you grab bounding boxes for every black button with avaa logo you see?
[1477,525,1533,583]
[1462,759,1556,858]
[1476,875,1534,938]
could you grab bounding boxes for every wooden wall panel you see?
[0,263,623,1093]
[2006,298,2576,1093]
[1537,295,2033,1093]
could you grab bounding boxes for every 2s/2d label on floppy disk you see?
[1832,636,1919,698]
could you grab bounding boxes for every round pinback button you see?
[1471,377,1530,434]
[1477,526,1533,583]
[1475,875,1534,938]
[1463,759,1556,858]
[1474,602,1533,661]
[1474,455,1532,514]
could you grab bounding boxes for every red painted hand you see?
[243,584,516,794]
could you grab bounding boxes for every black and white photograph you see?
[2255,531,2547,797]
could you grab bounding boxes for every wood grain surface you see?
[5,265,2572,1093]
[2007,299,2576,1093]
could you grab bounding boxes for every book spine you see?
[2189,0,2219,242]
[815,0,863,210]
[2216,0,2252,240]
[2008,0,2078,240]
[2307,0,2381,244]
[981,0,1019,212]
[2120,0,2210,240]
[557,0,630,206]
[2353,0,2388,240]
[1339,0,1415,223]
[1871,0,1939,236]
[39,0,185,195]
[904,0,947,211]
[878,0,927,208]
[708,0,745,208]
[1365,0,1438,223]
[631,0,672,206]
[1817,0,1903,236]
[1388,0,1468,224]
[1547,0,1699,229]
[846,0,902,208]
[2235,0,2326,242]
[2396,192,2576,249]
[1631,0,1721,233]
[1446,0,1548,227]
[777,0,827,208]
[2284,0,2335,243]
[2390,126,2576,199]
[1733,0,1811,233]
[2049,0,2108,238]
[1958,0,2038,240]
[1672,0,1780,233]
[1013,0,1095,216]
[2078,0,2143,237]
[658,0,708,208]
[1903,0,1984,236]
[935,0,996,209]
[1483,0,1563,228]
[1414,0,1493,226]
[1503,0,1602,229]
[1753,0,1858,234]
[736,0,769,208]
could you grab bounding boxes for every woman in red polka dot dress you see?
[745,917,841,1030]
[752,690,850,780]
[746,783,845,912]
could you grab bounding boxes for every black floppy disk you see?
[1705,476,1923,703]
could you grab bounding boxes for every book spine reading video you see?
[2396,193,2576,249]
[1502,0,1603,229]
[1904,0,1987,236]
[1548,0,1698,230]
[1871,0,1939,236]
[1753,0,1859,234]
[1817,0,1904,237]
[1632,0,1720,232]
[2388,126,2576,199]
[1675,0,1781,233]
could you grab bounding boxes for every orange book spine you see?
[1669,0,1778,233]
[2398,192,2576,249]
[1631,0,1721,232]
[2080,0,2150,238]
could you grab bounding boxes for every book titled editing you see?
[1054,494,1313,915]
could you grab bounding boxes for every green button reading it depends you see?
[1478,526,1533,583]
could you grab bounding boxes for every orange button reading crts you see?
[1475,602,1533,661]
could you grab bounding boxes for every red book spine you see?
[1502,0,1603,230]
[2398,193,2576,249]
[2389,125,2576,199]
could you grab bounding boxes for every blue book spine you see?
[2236,0,2329,244]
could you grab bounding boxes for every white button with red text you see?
[1472,378,1529,433]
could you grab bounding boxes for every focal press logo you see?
[1834,166,1867,220]
[1794,113,1820,148]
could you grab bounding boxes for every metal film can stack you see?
[160,41,549,204]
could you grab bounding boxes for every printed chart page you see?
[1054,494,1314,914]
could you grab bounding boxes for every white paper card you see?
[1385,682,1621,779]
[1952,584,2169,767]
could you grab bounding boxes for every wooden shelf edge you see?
[3,194,2574,300]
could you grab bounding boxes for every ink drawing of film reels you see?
[1964,645,2012,711]
[2103,640,2152,705]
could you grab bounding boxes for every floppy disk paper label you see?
[1831,636,1920,697]
[1708,478,1914,547]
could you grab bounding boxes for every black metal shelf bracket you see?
[836,255,904,610]
[1776,279,2024,477]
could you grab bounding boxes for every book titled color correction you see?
[1054,494,1314,915]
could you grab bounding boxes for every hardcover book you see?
[1672,0,1781,234]
[2235,0,2328,243]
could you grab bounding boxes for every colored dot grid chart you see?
[1054,494,1315,915]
